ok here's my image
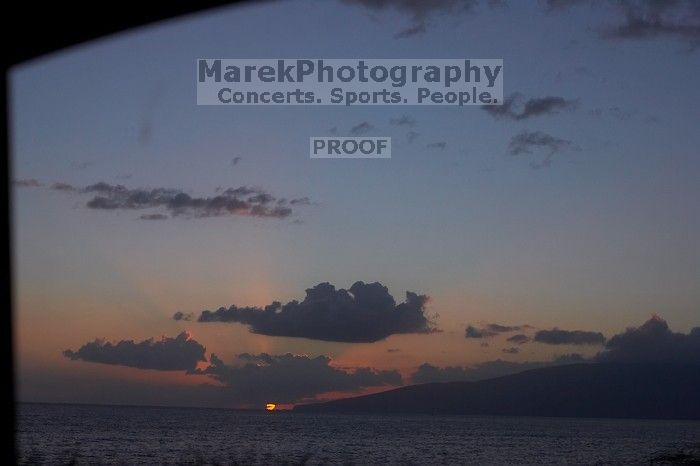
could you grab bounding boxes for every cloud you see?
[63,332,206,371]
[395,22,427,38]
[605,0,700,49]
[350,121,374,136]
[173,311,194,321]
[407,131,419,143]
[70,161,94,170]
[50,182,77,192]
[139,213,169,220]
[589,106,636,120]
[502,347,519,354]
[193,352,402,405]
[483,94,578,120]
[545,0,700,49]
[508,130,574,169]
[195,281,437,343]
[343,0,479,37]
[411,354,584,383]
[465,323,527,339]
[596,315,700,364]
[13,178,43,188]
[544,0,587,12]
[534,328,606,345]
[426,141,447,150]
[231,157,242,166]
[465,325,494,338]
[50,182,307,220]
[390,115,417,127]
[507,334,531,344]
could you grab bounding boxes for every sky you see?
[10,0,700,409]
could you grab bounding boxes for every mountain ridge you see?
[294,363,700,420]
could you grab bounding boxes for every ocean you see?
[16,402,700,465]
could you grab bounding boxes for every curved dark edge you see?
[3,1,261,463]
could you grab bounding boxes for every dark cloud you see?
[411,354,584,383]
[502,347,519,354]
[596,315,700,364]
[60,182,305,220]
[63,332,206,371]
[173,311,194,321]
[13,178,43,188]
[139,213,169,220]
[534,328,606,345]
[507,334,531,344]
[195,281,437,343]
[483,94,578,120]
[605,0,700,49]
[426,141,447,150]
[343,0,478,37]
[465,323,527,338]
[350,121,375,136]
[465,325,496,338]
[193,352,402,405]
[508,130,574,169]
[51,182,77,192]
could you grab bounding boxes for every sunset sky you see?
[11,0,700,408]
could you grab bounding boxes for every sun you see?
[265,403,277,412]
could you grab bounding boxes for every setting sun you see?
[265,403,277,412]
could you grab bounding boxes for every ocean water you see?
[17,403,700,465]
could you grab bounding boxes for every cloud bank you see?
[193,352,402,405]
[596,315,700,364]
[534,328,606,345]
[411,354,585,383]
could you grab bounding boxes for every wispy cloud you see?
[16,180,310,221]
[426,141,447,150]
[483,94,578,121]
[13,178,43,188]
[350,121,375,136]
[342,0,479,38]
[508,130,575,169]
[605,0,700,49]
